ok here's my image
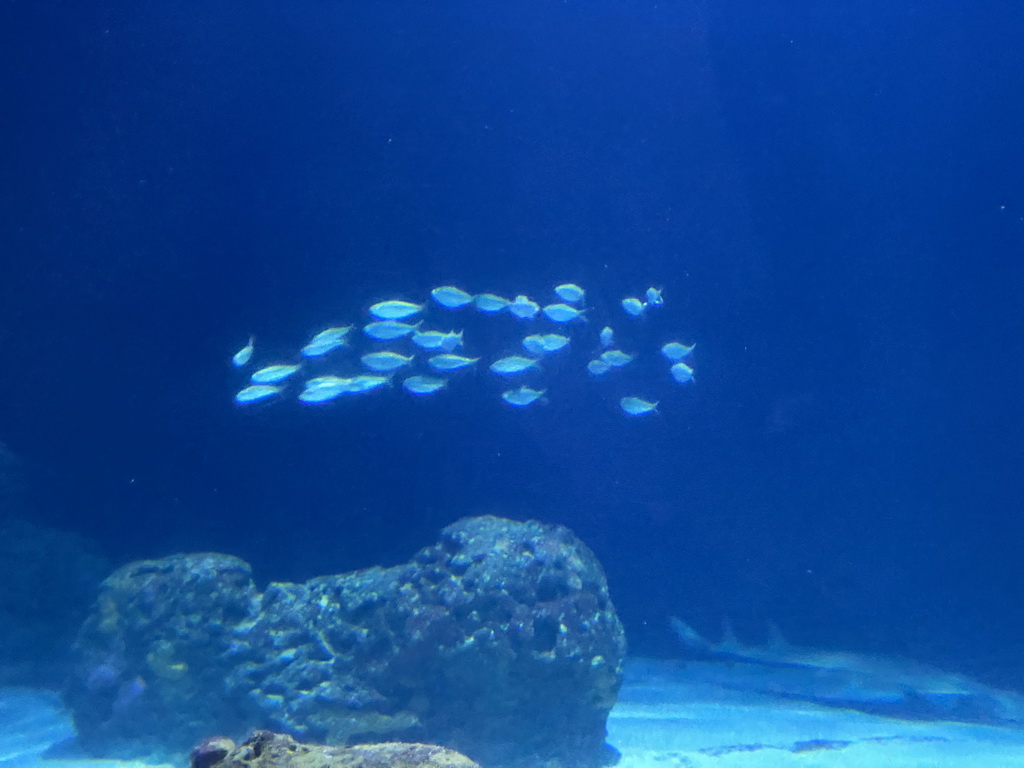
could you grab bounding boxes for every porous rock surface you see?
[191,731,479,768]
[66,516,626,768]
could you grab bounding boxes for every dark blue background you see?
[2,0,1023,685]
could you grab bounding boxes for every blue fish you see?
[509,295,541,319]
[231,336,254,367]
[661,341,695,362]
[250,364,301,384]
[402,375,447,395]
[501,386,546,407]
[361,351,414,372]
[542,303,585,323]
[489,355,539,375]
[369,300,423,320]
[431,286,474,309]
[670,362,695,384]
[474,293,511,313]
[620,396,658,415]
[235,384,282,404]
[554,283,585,304]
[428,354,479,371]
[363,320,421,340]
[621,297,646,317]
[601,349,633,368]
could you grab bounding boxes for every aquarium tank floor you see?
[4,658,1024,768]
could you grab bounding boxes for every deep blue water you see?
[1,0,1023,689]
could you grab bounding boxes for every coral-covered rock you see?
[193,732,480,768]
[67,516,626,768]
[65,553,261,757]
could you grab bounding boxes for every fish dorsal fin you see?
[720,619,740,652]
[766,621,789,651]
[669,617,713,654]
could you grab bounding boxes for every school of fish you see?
[231,282,696,417]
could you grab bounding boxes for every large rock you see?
[190,732,479,768]
[66,516,626,768]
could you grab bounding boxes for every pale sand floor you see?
[4,659,1024,768]
[610,658,1024,767]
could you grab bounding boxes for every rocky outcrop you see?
[66,516,626,768]
[191,732,479,768]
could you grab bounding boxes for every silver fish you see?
[298,389,344,404]
[645,286,664,306]
[474,293,511,313]
[306,375,345,386]
[661,341,696,362]
[301,327,352,356]
[621,297,646,317]
[489,355,539,375]
[502,386,546,407]
[299,378,353,404]
[305,375,356,391]
[523,334,568,355]
[431,286,474,309]
[554,283,585,304]
[235,384,281,404]
[411,329,463,351]
[539,333,570,352]
[509,295,540,319]
[308,326,352,344]
[599,326,614,348]
[671,361,695,384]
[522,335,548,355]
[347,374,390,393]
[301,339,345,357]
[361,351,414,372]
[587,359,610,377]
[620,396,658,415]
[402,375,447,395]
[363,319,421,340]
[428,354,479,371]
[542,303,585,323]
[600,349,634,367]
[251,364,302,384]
[231,336,254,367]
[369,300,423,320]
